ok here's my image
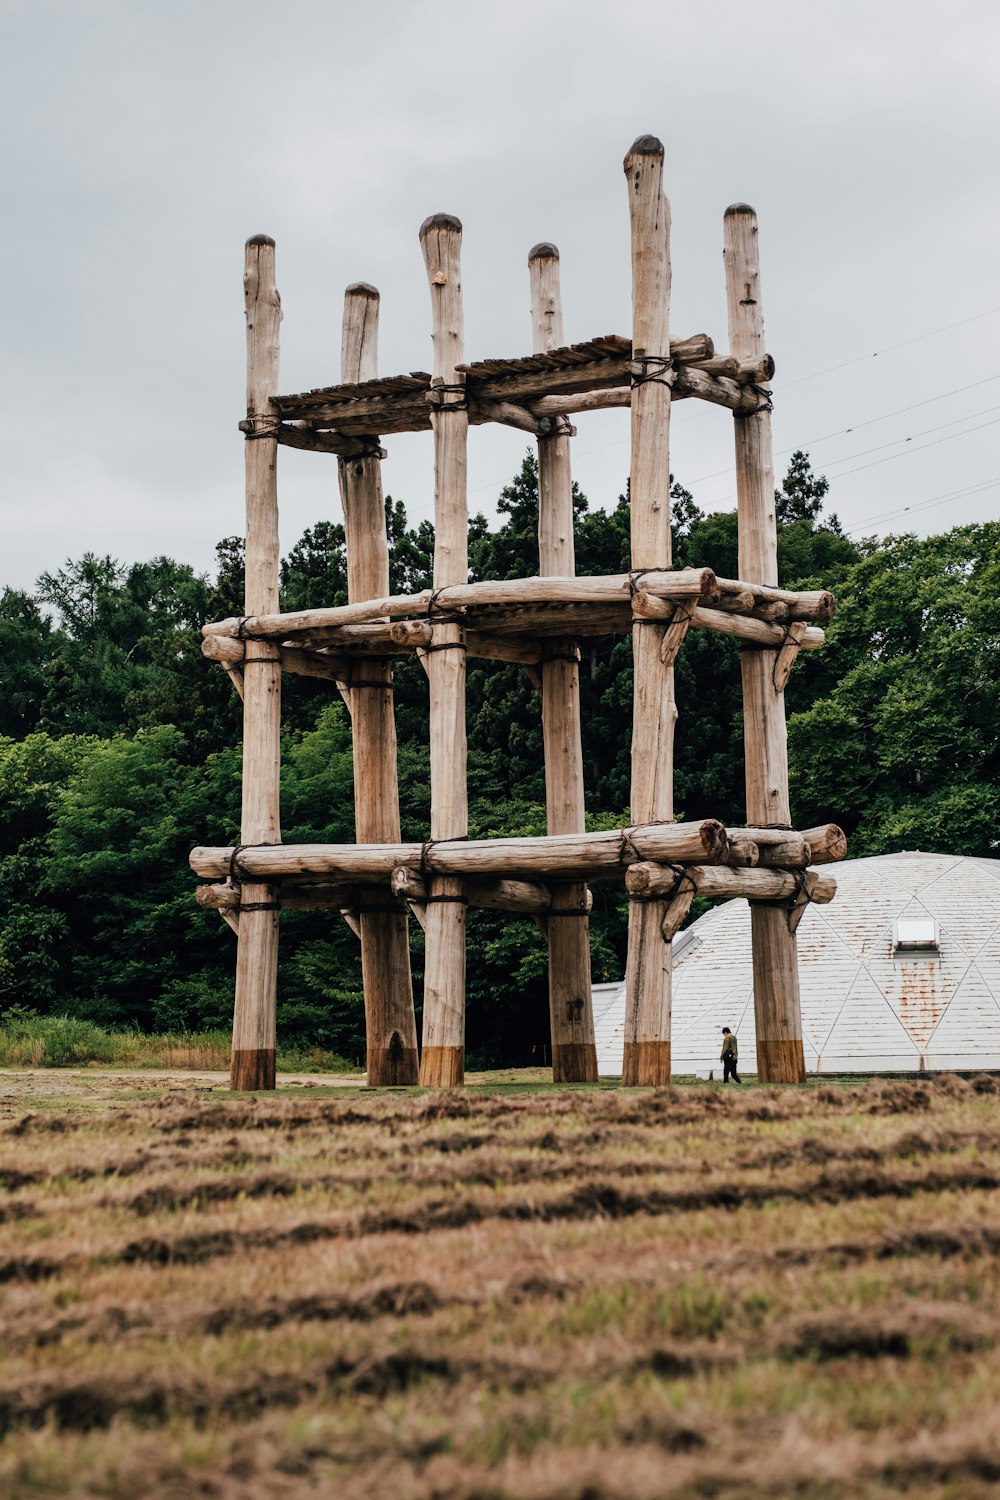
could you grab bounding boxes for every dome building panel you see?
[821,970,921,1072]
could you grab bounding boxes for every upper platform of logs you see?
[263,333,775,452]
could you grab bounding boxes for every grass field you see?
[2,1069,1000,1498]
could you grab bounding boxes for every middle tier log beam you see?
[203,569,834,643]
[192,817,731,884]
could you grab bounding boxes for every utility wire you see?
[843,477,1000,535]
[781,306,1000,388]
[689,373,1000,485]
[706,415,1000,509]
[824,415,1000,481]
[800,404,1000,474]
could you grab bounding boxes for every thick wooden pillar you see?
[528,244,597,1083]
[724,203,806,1084]
[621,137,676,1088]
[231,235,282,1091]
[418,214,468,1087]
[338,283,419,1086]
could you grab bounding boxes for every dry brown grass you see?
[1,1070,999,1497]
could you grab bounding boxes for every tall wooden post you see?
[528,244,597,1083]
[338,283,419,1085]
[418,214,468,1087]
[724,203,806,1084]
[231,235,282,1091]
[621,137,676,1088]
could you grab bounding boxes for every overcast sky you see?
[2,0,998,593]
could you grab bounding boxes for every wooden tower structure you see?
[192,134,846,1091]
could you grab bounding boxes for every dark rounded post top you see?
[625,134,664,159]
[724,202,756,217]
[419,212,462,238]
[528,241,559,263]
[246,233,276,247]
[345,281,379,299]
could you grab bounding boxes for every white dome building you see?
[593,852,1000,1076]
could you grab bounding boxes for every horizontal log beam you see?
[390,867,590,915]
[625,862,837,904]
[201,633,352,682]
[202,568,720,641]
[190,818,729,885]
[632,592,825,650]
[196,881,364,912]
[468,398,555,435]
[712,579,836,622]
[724,835,759,867]
[799,824,848,865]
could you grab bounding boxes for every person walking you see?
[720,1027,741,1084]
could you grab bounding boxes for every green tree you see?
[788,524,1000,855]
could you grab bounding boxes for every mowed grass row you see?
[1,1073,999,1498]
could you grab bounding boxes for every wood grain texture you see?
[625,862,836,903]
[621,136,676,1088]
[531,244,596,1084]
[231,236,283,1091]
[203,568,719,642]
[419,214,469,1086]
[724,203,805,1085]
[339,282,419,1087]
[190,817,730,883]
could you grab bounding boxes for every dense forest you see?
[2,451,998,1065]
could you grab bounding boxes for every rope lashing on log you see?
[242,418,278,442]
[424,587,466,624]
[239,901,280,912]
[422,640,468,654]
[628,354,674,389]
[616,822,695,867]
[421,893,470,904]
[748,866,809,909]
[229,844,249,884]
[228,843,279,885]
[732,383,774,417]
[626,862,700,903]
[426,382,468,411]
[627,567,670,597]
[239,415,282,440]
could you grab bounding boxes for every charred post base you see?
[366,1038,420,1087]
[230,1048,277,1092]
[756,1038,806,1084]
[552,1042,599,1083]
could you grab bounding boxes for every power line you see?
[825,415,1000,481]
[705,415,1000,511]
[810,404,1000,474]
[781,306,1000,388]
[843,477,1000,535]
[688,373,1000,486]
